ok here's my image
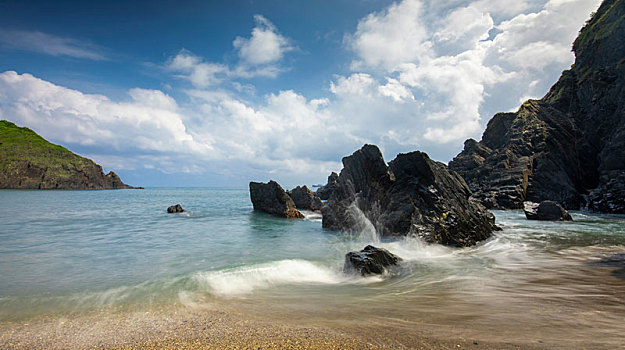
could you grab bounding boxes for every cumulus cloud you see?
[233,15,293,66]
[167,15,293,85]
[346,0,431,71]
[0,71,209,157]
[0,29,107,60]
[0,70,343,186]
[378,78,414,102]
[487,0,601,72]
[434,6,494,51]
[342,0,601,147]
[167,50,229,88]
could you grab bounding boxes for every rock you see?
[167,204,184,213]
[249,180,305,218]
[449,0,625,214]
[322,144,498,247]
[315,172,339,200]
[587,171,625,213]
[523,202,540,220]
[344,245,401,276]
[524,201,572,221]
[287,185,323,211]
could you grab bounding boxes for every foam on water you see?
[300,210,322,221]
[193,259,381,297]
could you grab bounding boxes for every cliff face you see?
[449,0,625,213]
[0,120,136,190]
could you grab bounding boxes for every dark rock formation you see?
[0,120,136,189]
[524,201,572,221]
[249,180,305,218]
[322,144,498,247]
[315,172,338,200]
[449,0,625,213]
[344,245,402,276]
[288,185,323,211]
[167,204,185,213]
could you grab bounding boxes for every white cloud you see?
[342,0,600,147]
[346,0,431,71]
[471,0,533,17]
[0,29,107,60]
[167,15,294,85]
[329,73,376,96]
[0,71,209,155]
[487,0,601,71]
[378,78,414,102]
[434,6,494,50]
[167,49,229,88]
[0,70,344,186]
[233,15,293,66]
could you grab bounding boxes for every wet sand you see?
[0,305,548,350]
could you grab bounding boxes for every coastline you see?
[0,304,549,350]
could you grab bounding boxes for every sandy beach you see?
[0,303,553,350]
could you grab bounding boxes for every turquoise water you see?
[1,188,625,345]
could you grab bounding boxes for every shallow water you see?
[1,188,624,347]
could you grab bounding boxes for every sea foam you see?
[193,259,380,297]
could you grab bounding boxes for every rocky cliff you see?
[0,120,136,189]
[449,0,625,213]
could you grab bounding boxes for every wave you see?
[300,210,322,221]
[193,259,381,297]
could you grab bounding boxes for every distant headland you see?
[0,120,138,190]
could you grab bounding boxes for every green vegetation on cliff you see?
[0,120,135,189]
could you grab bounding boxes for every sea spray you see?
[192,260,381,297]
[347,201,380,244]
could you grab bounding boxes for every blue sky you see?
[0,0,601,187]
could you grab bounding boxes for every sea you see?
[1,188,624,346]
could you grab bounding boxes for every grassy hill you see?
[0,120,136,189]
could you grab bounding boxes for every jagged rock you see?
[249,180,305,219]
[344,245,401,276]
[523,202,540,220]
[587,171,625,213]
[0,120,137,189]
[321,144,498,247]
[287,185,323,211]
[167,204,184,213]
[315,172,339,200]
[524,201,572,221]
[449,0,625,213]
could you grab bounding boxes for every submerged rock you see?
[167,204,184,213]
[449,0,625,213]
[524,201,572,221]
[344,245,401,276]
[322,144,498,247]
[288,185,323,211]
[315,172,339,200]
[249,180,305,219]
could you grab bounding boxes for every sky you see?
[0,0,602,188]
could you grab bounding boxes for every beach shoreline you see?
[0,303,553,350]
